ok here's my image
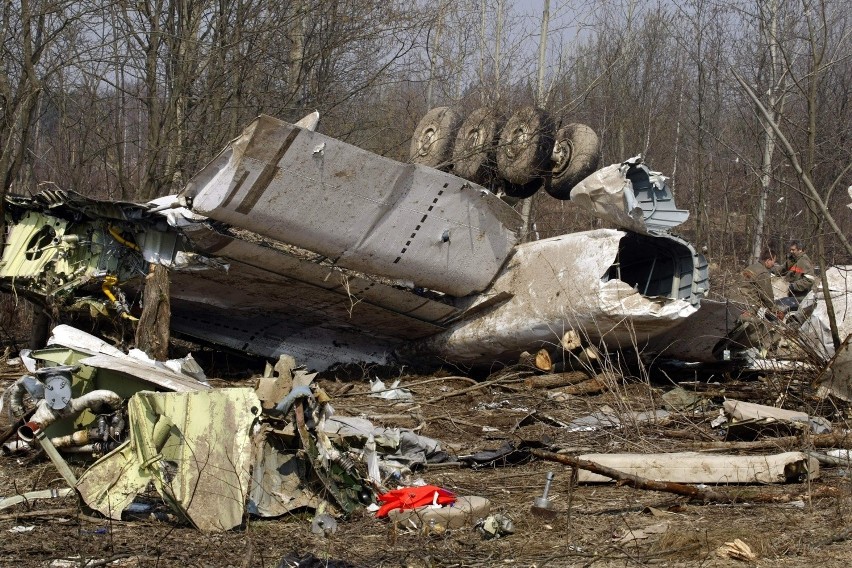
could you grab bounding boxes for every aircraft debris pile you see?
[0,326,459,531]
[0,113,709,372]
[3,322,852,540]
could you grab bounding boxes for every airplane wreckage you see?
[0,108,709,371]
[1,109,849,534]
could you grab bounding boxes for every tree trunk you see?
[29,304,50,350]
[535,0,550,107]
[135,263,171,361]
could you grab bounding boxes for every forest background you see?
[1,0,850,316]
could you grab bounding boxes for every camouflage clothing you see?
[777,251,815,299]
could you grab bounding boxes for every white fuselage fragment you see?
[399,229,697,364]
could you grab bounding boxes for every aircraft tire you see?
[502,179,540,199]
[496,106,555,185]
[545,123,601,200]
[452,107,502,183]
[410,106,462,169]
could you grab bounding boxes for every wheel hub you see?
[417,127,437,156]
[552,140,574,175]
[504,126,530,159]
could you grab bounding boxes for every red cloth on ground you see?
[376,485,456,518]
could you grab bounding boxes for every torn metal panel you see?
[76,388,259,532]
[247,428,322,517]
[47,325,126,358]
[398,229,706,365]
[78,355,208,393]
[569,157,689,234]
[576,452,819,484]
[182,114,522,296]
[1,115,710,370]
[723,400,831,434]
[815,335,852,401]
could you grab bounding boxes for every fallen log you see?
[558,373,612,396]
[530,449,796,504]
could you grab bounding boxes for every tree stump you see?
[135,263,171,361]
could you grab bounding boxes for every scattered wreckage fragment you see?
[573,451,818,484]
[2,328,458,532]
[1,325,207,457]
[1,336,839,535]
[0,114,707,370]
[76,388,259,531]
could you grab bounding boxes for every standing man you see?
[774,239,815,311]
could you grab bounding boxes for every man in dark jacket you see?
[731,250,778,353]
[739,251,777,315]
[773,239,815,311]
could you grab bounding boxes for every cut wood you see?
[524,371,590,389]
[561,330,582,351]
[535,349,552,371]
[517,349,555,372]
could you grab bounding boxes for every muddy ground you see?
[3,356,852,568]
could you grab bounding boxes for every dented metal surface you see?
[182,115,522,296]
[76,388,259,531]
[398,229,707,365]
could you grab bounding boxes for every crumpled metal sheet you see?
[570,158,689,234]
[398,229,699,365]
[247,428,322,517]
[322,416,444,466]
[76,388,259,531]
[182,114,522,296]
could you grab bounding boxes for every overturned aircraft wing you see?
[0,115,708,369]
[181,115,522,296]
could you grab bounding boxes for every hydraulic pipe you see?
[18,390,123,442]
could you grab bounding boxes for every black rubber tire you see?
[496,107,555,185]
[410,107,462,169]
[452,107,502,183]
[546,123,601,200]
[502,179,540,199]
